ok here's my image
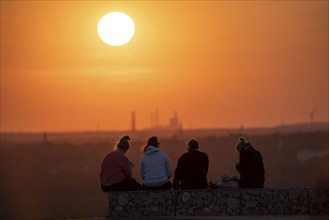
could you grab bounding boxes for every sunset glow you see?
[0,1,328,132]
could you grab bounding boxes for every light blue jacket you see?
[140,145,172,186]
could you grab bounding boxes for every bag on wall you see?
[220,175,239,188]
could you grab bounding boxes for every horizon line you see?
[1,121,328,134]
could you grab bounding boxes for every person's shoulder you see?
[250,146,261,154]
[253,148,263,157]
[178,152,189,159]
[104,151,119,161]
[197,151,208,157]
[160,151,170,158]
[114,151,128,160]
[185,151,207,159]
[105,151,115,158]
[182,151,190,156]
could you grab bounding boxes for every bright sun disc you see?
[97,12,135,46]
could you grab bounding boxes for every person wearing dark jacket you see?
[174,139,209,189]
[235,137,265,188]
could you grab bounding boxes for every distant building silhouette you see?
[168,111,181,131]
[150,109,161,130]
[147,111,183,134]
[155,109,159,129]
[131,111,136,132]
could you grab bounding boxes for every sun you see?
[97,12,135,46]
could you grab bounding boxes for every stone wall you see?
[108,190,175,217]
[107,188,329,217]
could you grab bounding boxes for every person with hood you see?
[100,135,141,192]
[140,136,172,190]
[174,139,209,189]
[235,137,265,188]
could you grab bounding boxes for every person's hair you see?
[142,136,160,152]
[187,139,199,151]
[236,137,250,152]
[117,135,131,150]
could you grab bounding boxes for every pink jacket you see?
[100,151,132,186]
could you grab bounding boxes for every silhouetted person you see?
[100,135,141,192]
[173,139,209,190]
[140,136,172,190]
[235,137,265,188]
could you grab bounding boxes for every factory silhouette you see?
[131,110,183,132]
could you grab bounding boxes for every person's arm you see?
[173,156,183,189]
[122,157,132,177]
[237,151,248,174]
[174,157,182,181]
[236,162,241,173]
[204,153,209,175]
[99,157,106,184]
[140,158,145,180]
[165,154,172,179]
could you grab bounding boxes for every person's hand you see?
[129,161,135,168]
[235,162,240,171]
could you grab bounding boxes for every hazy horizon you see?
[1,121,328,135]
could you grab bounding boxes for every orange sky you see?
[1,1,328,132]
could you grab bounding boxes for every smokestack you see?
[131,111,136,132]
[150,112,154,128]
[155,109,159,128]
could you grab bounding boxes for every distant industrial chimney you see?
[131,111,136,132]
[155,109,159,128]
[169,111,179,130]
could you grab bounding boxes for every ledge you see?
[107,188,329,217]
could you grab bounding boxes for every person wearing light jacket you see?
[140,136,172,190]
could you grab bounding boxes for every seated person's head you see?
[147,136,160,147]
[118,135,131,151]
[236,137,250,153]
[187,139,199,151]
